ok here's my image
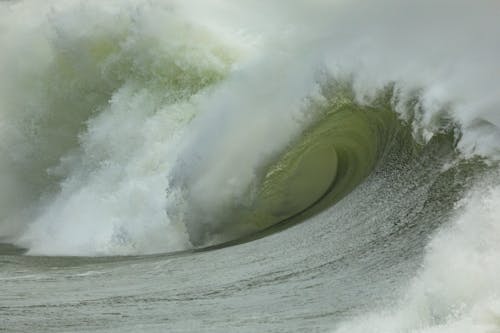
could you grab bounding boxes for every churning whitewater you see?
[1,0,500,332]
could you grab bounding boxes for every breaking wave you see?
[1,0,500,332]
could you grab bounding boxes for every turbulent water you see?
[1,0,500,332]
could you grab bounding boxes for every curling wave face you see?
[166,83,403,247]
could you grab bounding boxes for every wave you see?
[1,0,500,332]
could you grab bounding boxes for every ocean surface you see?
[1,1,500,332]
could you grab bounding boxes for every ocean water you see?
[1,1,500,332]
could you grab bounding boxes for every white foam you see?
[0,0,250,255]
[334,178,500,333]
